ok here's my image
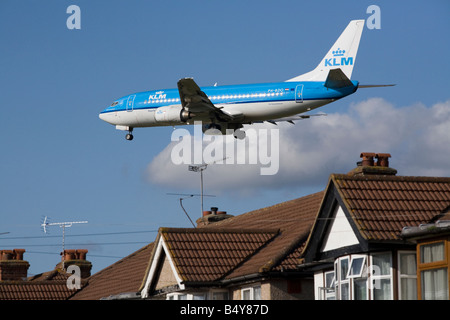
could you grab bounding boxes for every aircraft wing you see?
[262,113,327,125]
[177,78,235,122]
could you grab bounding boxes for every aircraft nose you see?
[99,111,114,124]
[99,112,106,121]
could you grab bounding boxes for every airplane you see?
[99,19,392,141]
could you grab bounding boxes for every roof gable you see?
[141,228,279,297]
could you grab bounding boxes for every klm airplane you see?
[99,20,390,140]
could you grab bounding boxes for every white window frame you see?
[241,285,261,300]
[166,292,205,300]
[370,252,393,300]
[335,257,350,300]
[331,253,395,300]
[348,255,368,300]
[347,255,367,278]
[324,270,336,300]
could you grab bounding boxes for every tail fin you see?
[287,19,365,82]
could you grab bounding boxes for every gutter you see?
[401,220,450,240]
[100,292,141,300]
[180,273,265,288]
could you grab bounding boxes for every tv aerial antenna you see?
[188,157,227,215]
[41,216,88,268]
[167,193,216,227]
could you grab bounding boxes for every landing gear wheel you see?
[125,133,134,141]
[233,129,246,140]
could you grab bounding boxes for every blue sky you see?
[1,0,449,276]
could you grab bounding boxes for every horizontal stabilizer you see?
[324,68,354,88]
[358,84,396,88]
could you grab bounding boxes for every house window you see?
[324,271,336,300]
[335,257,350,300]
[242,285,261,300]
[348,255,368,300]
[192,293,206,300]
[398,251,417,300]
[420,241,445,264]
[211,291,229,300]
[421,268,448,300]
[418,241,449,300]
[331,253,397,300]
[167,291,228,300]
[371,252,393,300]
[348,255,367,278]
[166,293,203,300]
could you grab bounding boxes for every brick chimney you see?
[0,249,30,281]
[196,207,234,227]
[349,152,397,176]
[60,249,92,278]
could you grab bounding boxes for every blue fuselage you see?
[99,80,358,128]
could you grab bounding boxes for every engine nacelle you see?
[154,106,192,124]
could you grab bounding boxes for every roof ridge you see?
[332,173,450,182]
[159,227,280,234]
[200,191,325,229]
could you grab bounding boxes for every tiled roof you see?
[160,228,279,282]
[201,191,325,278]
[0,270,82,300]
[70,243,154,300]
[0,282,75,300]
[332,174,450,241]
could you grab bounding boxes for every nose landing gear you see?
[125,128,134,141]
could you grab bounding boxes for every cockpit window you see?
[111,101,119,107]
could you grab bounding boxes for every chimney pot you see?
[1,250,13,261]
[203,211,212,217]
[62,249,77,262]
[76,249,88,260]
[13,249,25,260]
[210,207,218,215]
[376,153,391,167]
[360,152,376,166]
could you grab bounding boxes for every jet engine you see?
[154,106,192,124]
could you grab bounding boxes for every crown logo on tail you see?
[332,48,345,57]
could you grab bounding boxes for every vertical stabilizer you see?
[287,20,364,82]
